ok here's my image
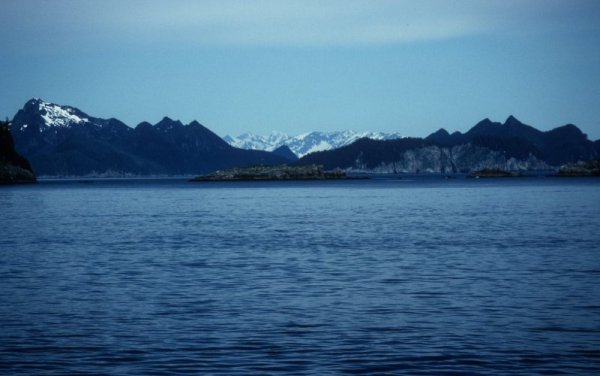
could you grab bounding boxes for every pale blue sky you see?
[1,0,600,139]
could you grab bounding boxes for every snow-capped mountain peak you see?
[224,130,403,157]
[265,131,290,147]
[224,131,291,152]
[224,133,271,150]
[14,99,99,133]
[37,100,90,128]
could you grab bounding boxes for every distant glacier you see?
[223,131,403,158]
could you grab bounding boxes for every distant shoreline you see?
[22,169,600,183]
[191,164,361,182]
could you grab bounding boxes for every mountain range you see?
[8,99,600,176]
[299,116,600,173]
[10,99,288,176]
[224,130,403,158]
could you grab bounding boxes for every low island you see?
[191,164,355,182]
[557,160,600,176]
[468,168,520,178]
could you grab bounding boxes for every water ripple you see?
[1,178,599,375]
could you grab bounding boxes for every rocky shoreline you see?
[0,163,37,185]
[557,160,600,176]
[191,164,356,182]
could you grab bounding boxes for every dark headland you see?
[0,121,36,184]
[191,164,361,182]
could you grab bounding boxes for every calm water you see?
[1,177,599,375]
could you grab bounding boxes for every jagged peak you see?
[432,128,450,136]
[548,123,584,136]
[22,98,49,111]
[476,117,493,125]
[269,130,288,137]
[467,118,495,133]
[425,128,450,141]
[155,116,183,128]
[136,121,152,127]
[504,115,523,126]
[26,97,44,105]
[188,120,204,128]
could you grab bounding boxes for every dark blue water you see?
[1,177,599,375]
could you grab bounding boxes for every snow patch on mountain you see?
[38,101,89,128]
[224,130,403,157]
[224,131,290,151]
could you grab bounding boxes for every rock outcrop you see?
[306,142,550,174]
[0,121,36,184]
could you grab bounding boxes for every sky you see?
[1,0,600,139]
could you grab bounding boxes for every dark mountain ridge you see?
[271,145,299,161]
[11,99,288,176]
[10,99,599,176]
[301,116,599,173]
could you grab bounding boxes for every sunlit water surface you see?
[1,177,599,375]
